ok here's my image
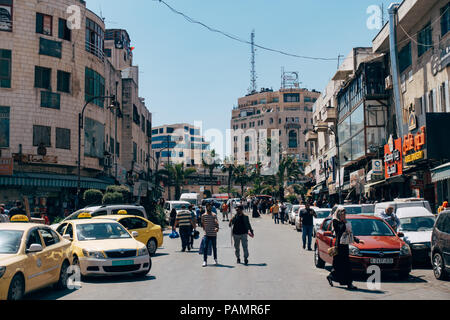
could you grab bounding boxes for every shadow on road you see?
[245,263,268,267]
[152,252,170,257]
[329,285,386,294]
[213,264,235,269]
[82,274,156,284]
[25,287,77,300]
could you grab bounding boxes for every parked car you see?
[52,205,148,230]
[288,205,302,225]
[431,210,450,280]
[295,206,320,232]
[396,207,436,264]
[314,215,412,278]
[374,198,432,216]
[313,208,333,237]
[0,220,72,300]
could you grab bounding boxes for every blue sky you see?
[86,0,393,145]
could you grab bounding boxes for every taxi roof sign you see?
[78,212,92,219]
[11,215,29,223]
[117,210,128,215]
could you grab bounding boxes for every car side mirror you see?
[397,232,404,238]
[63,234,73,241]
[27,244,43,253]
[132,231,139,238]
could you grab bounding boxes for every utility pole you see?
[249,30,257,94]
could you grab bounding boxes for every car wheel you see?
[147,238,158,256]
[314,245,325,269]
[134,257,152,277]
[8,274,25,301]
[432,252,447,280]
[55,261,70,290]
[72,255,86,281]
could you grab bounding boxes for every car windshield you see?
[344,207,362,214]
[399,216,435,232]
[349,219,395,237]
[76,223,131,241]
[316,211,331,219]
[0,230,24,254]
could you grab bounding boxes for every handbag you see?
[340,222,354,245]
[328,246,338,257]
[169,230,179,239]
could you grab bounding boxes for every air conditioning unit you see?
[385,75,393,90]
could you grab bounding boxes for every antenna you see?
[249,30,257,94]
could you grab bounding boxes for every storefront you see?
[431,162,450,207]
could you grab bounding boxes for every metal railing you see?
[85,40,104,62]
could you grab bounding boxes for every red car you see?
[314,215,412,278]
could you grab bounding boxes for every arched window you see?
[289,130,298,148]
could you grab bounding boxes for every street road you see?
[28,212,450,300]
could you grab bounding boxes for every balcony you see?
[315,121,329,132]
[305,131,318,142]
[324,107,337,122]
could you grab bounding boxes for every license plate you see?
[112,260,134,266]
[370,258,394,264]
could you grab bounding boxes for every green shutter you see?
[36,13,43,34]
[58,19,64,39]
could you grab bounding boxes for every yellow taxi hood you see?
[75,238,145,252]
[0,254,23,266]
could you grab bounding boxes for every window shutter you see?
[36,13,43,33]
[433,89,437,112]
[445,81,450,112]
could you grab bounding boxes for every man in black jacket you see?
[229,205,254,265]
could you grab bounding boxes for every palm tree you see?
[221,157,236,199]
[274,156,304,202]
[202,149,221,195]
[233,165,251,197]
[166,163,196,200]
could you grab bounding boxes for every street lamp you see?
[313,124,342,205]
[77,95,116,209]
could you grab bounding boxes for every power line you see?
[154,0,340,61]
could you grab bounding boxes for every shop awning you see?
[0,172,112,190]
[431,162,450,183]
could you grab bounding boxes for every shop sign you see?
[12,154,57,164]
[384,137,403,179]
[350,169,365,187]
[0,158,13,176]
[372,159,383,174]
[403,126,426,164]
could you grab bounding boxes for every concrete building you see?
[151,123,210,169]
[373,0,450,209]
[0,0,152,215]
[231,87,320,165]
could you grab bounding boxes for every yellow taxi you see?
[55,214,151,278]
[92,211,163,256]
[0,215,72,300]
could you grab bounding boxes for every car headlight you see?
[400,244,411,256]
[138,248,148,256]
[349,245,363,257]
[0,267,6,279]
[82,249,106,259]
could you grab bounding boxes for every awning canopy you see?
[0,172,112,190]
[431,162,450,183]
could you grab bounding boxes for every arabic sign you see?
[403,126,426,164]
[12,154,58,164]
[384,137,402,179]
[0,158,13,176]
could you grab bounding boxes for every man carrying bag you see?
[229,205,254,266]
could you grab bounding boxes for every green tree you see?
[106,185,131,203]
[202,149,221,195]
[102,192,124,205]
[233,165,251,197]
[83,189,103,206]
[165,163,196,200]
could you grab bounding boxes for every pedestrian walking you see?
[272,201,280,224]
[201,203,220,267]
[188,205,197,250]
[438,200,449,214]
[229,205,254,265]
[327,206,365,290]
[380,205,400,231]
[299,202,317,250]
[252,201,260,218]
[221,202,230,222]
[174,205,196,252]
[169,208,177,231]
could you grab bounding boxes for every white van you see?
[164,201,191,217]
[179,193,201,206]
[374,198,432,216]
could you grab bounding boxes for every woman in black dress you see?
[252,201,260,218]
[327,206,365,290]
[170,208,177,231]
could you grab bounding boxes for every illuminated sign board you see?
[384,137,403,179]
[403,126,426,164]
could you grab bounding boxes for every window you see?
[133,105,140,125]
[36,13,52,36]
[284,93,300,103]
[417,22,432,57]
[399,42,412,73]
[41,91,60,110]
[159,128,164,134]
[57,70,71,93]
[85,18,105,60]
[116,142,120,157]
[35,66,51,90]
[85,67,105,107]
[152,129,159,135]
[56,128,71,150]
[39,228,58,247]
[288,131,298,148]
[65,224,73,238]
[105,48,112,57]
[39,37,62,58]
[245,136,251,152]
[0,0,13,32]
[0,49,11,88]
[56,223,68,236]
[133,142,137,162]
[84,117,105,158]
[130,217,148,229]
[441,3,450,36]
[33,125,51,147]
[0,106,9,148]
[167,127,174,134]
[58,18,71,41]
[26,229,42,249]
